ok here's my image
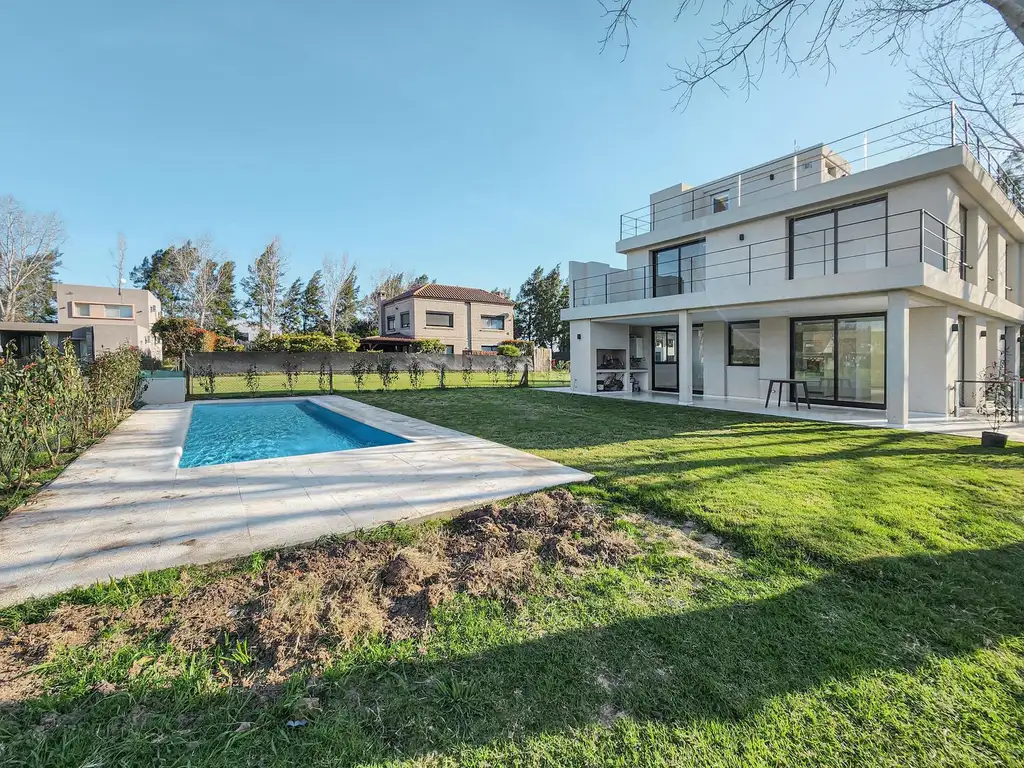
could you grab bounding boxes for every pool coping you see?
[0,395,593,607]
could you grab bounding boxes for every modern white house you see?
[562,105,1024,426]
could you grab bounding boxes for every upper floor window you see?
[104,305,134,319]
[729,322,760,366]
[711,191,729,213]
[426,311,453,328]
[652,239,707,297]
[482,315,505,330]
[75,302,91,317]
[386,315,395,332]
[400,311,410,329]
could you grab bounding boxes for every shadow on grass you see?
[5,544,1023,763]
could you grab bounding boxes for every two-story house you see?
[0,282,162,360]
[561,106,1024,427]
[361,284,514,353]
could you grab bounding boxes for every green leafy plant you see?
[496,343,521,358]
[318,359,329,394]
[411,338,446,353]
[407,357,424,389]
[376,356,397,392]
[283,358,300,395]
[502,355,519,387]
[198,365,217,395]
[244,364,261,397]
[434,359,448,389]
[461,357,473,388]
[350,358,368,392]
[486,359,501,387]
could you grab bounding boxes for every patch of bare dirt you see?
[0,490,638,701]
[623,512,736,563]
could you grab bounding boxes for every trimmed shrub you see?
[411,339,446,353]
[497,343,521,357]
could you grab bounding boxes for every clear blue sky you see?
[1,0,919,296]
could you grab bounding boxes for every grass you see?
[2,389,1024,766]
[187,370,570,398]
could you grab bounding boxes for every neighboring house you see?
[0,282,162,360]
[361,284,514,353]
[562,111,1024,427]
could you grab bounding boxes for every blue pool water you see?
[179,400,409,468]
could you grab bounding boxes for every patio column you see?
[886,291,910,426]
[678,310,693,405]
[1006,324,1021,382]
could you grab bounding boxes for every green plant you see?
[284,358,300,395]
[376,356,397,392]
[350,358,368,392]
[198,365,216,395]
[412,338,446,353]
[407,357,424,389]
[318,359,329,394]
[244,364,261,397]
[502,355,519,387]
[151,317,204,364]
[461,357,473,387]
[977,356,1014,434]
[434,359,448,389]
[496,343,521,357]
[486,359,500,387]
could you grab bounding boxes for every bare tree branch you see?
[0,196,65,323]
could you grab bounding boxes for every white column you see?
[886,291,910,426]
[678,310,693,405]
[986,320,1001,370]
[1006,325,1021,381]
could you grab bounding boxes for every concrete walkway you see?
[549,387,1024,441]
[0,396,591,607]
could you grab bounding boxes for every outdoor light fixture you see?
[951,322,959,332]
[980,330,988,338]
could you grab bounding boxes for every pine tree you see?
[210,260,238,335]
[279,278,304,333]
[300,271,327,331]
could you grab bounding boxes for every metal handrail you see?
[576,207,967,307]
[619,102,1024,240]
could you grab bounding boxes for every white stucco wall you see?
[909,306,957,415]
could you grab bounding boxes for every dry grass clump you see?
[1,489,638,697]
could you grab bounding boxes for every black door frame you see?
[651,325,679,392]
[789,312,887,410]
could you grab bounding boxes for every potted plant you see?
[976,357,1014,448]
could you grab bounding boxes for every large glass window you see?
[652,239,706,297]
[728,322,760,366]
[386,315,395,332]
[104,304,134,319]
[483,315,505,330]
[790,198,887,278]
[400,311,410,329]
[75,303,91,317]
[426,311,453,327]
[792,315,885,407]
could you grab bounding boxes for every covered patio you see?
[551,387,1024,440]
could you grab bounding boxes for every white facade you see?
[563,144,1024,426]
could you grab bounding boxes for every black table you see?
[764,378,812,410]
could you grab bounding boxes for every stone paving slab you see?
[0,396,591,607]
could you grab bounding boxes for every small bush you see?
[408,357,424,389]
[376,356,398,392]
[497,343,521,357]
[245,364,261,397]
[251,332,359,353]
[461,357,473,387]
[411,339,446,354]
[350,358,368,392]
[486,359,501,387]
[283,358,300,395]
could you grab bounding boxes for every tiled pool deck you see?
[0,396,591,607]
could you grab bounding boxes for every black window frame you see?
[789,312,887,410]
[787,196,888,279]
[425,311,454,328]
[958,204,969,280]
[482,314,505,330]
[651,238,707,298]
[728,322,761,367]
[444,344,455,355]
[386,314,395,332]
[400,311,410,329]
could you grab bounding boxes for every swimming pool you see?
[179,400,410,468]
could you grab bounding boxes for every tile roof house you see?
[361,284,514,353]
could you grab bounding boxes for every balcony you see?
[619,103,1024,241]
[574,208,962,308]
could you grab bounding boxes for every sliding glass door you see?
[792,315,885,408]
[652,327,678,392]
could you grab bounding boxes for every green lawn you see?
[187,370,570,398]
[2,390,1023,766]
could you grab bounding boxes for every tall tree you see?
[599,1,1024,110]
[112,232,127,297]
[243,237,286,333]
[163,237,227,329]
[360,269,429,330]
[210,260,238,335]
[515,266,568,349]
[300,270,327,332]
[130,248,176,310]
[279,278,304,333]
[0,196,65,322]
[323,253,361,336]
